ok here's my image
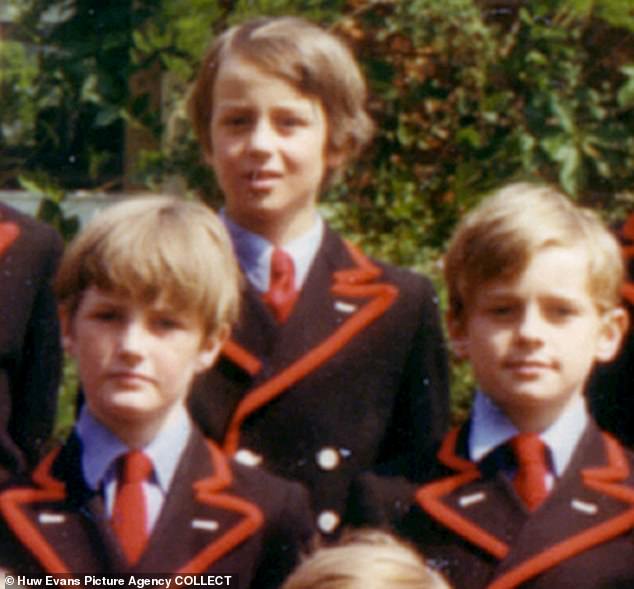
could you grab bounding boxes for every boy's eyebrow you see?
[215,99,316,111]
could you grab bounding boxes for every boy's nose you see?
[117,321,147,357]
[516,305,545,344]
[247,119,276,154]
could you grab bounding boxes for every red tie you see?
[112,451,153,565]
[510,433,549,511]
[262,248,298,323]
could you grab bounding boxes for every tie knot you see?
[120,450,153,485]
[262,248,298,323]
[510,433,546,467]
[270,248,294,281]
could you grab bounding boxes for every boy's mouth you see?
[246,169,282,181]
[504,358,555,376]
[108,370,154,384]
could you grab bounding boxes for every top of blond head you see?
[55,195,241,337]
[444,182,625,322]
[282,529,450,589]
[188,16,374,175]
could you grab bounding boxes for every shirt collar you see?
[76,405,192,493]
[469,391,588,477]
[221,210,324,292]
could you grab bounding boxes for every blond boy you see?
[0,196,313,587]
[354,183,634,588]
[282,529,449,589]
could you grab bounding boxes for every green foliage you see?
[4,0,634,424]
[18,172,80,242]
[52,357,79,444]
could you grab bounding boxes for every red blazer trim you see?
[416,471,509,559]
[178,441,264,573]
[0,448,70,573]
[222,242,398,454]
[0,442,264,574]
[420,429,634,589]
[489,434,634,588]
[416,428,509,559]
[221,340,262,376]
[0,221,20,257]
[437,427,476,472]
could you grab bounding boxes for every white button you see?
[234,448,263,467]
[316,447,340,470]
[317,510,340,534]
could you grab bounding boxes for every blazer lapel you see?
[0,440,119,573]
[0,434,264,575]
[415,427,513,560]
[137,435,263,574]
[488,427,634,589]
[415,424,634,589]
[221,227,399,454]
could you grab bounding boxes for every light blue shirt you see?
[76,405,191,531]
[221,211,324,292]
[469,391,588,485]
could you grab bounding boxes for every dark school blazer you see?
[189,224,450,534]
[0,429,314,589]
[587,212,634,449]
[353,419,634,589]
[0,203,63,480]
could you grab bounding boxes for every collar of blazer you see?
[0,220,20,257]
[221,238,399,455]
[415,426,634,589]
[0,439,264,574]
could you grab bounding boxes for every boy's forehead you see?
[474,245,594,299]
[82,286,186,313]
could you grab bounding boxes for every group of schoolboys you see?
[0,15,633,589]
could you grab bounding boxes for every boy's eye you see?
[546,304,577,320]
[90,308,124,323]
[221,114,252,128]
[277,115,305,128]
[151,315,183,331]
[486,304,515,317]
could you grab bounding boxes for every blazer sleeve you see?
[376,271,450,467]
[2,221,63,478]
[251,480,315,589]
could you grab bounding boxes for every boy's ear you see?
[446,310,469,360]
[595,306,629,363]
[58,305,77,357]
[196,323,230,373]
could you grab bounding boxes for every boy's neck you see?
[98,404,185,449]
[503,391,584,434]
[226,208,319,247]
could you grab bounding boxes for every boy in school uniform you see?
[0,196,314,587]
[352,183,634,588]
[187,16,449,537]
[0,202,63,481]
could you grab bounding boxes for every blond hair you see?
[444,182,625,322]
[282,529,450,589]
[55,195,241,338]
[188,16,374,176]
